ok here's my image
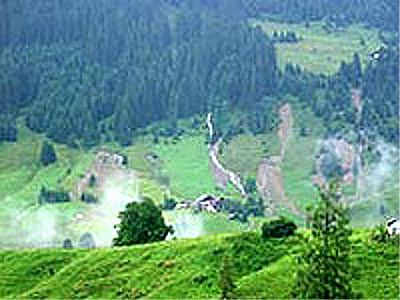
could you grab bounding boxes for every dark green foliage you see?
[40,141,57,166]
[272,31,300,43]
[0,114,17,143]
[0,0,397,148]
[0,1,278,146]
[244,178,257,194]
[362,47,399,143]
[352,53,362,87]
[63,239,73,249]
[218,255,236,299]
[121,154,129,166]
[289,46,398,144]
[113,198,173,246]
[299,126,308,137]
[222,197,264,222]
[261,217,297,239]
[38,186,70,204]
[222,199,248,223]
[244,197,264,217]
[320,149,345,180]
[88,174,97,188]
[244,0,398,32]
[371,226,388,243]
[161,197,177,211]
[79,233,96,249]
[293,183,355,299]
[80,192,98,204]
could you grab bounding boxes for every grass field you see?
[0,125,95,207]
[154,135,218,199]
[0,125,252,247]
[252,20,382,75]
[0,229,397,299]
[219,133,280,179]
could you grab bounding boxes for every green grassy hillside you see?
[252,20,382,74]
[0,230,398,299]
[154,135,216,199]
[0,125,96,247]
[0,124,251,247]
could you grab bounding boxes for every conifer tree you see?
[292,182,355,299]
[218,255,236,300]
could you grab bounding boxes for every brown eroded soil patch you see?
[257,103,302,216]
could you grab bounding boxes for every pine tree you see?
[292,182,355,299]
[218,255,236,300]
[40,141,57,166]
[352,52,362,87]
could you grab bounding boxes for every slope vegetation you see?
[0,230,398,299]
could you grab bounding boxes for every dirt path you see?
[277,103,293,160]
[207,113,246,196]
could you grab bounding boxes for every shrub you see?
[371,226,388,243]
[261,217,297,239]
[63,238,73,249]
[244,178,257,194]
[79,232,96,249]
[161,197,177,210]
[40,141,57,166]
[81,192,98,204]
[38,186,71,204]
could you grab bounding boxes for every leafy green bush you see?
[371,226,388,243]
[161,197,177,210]
[38,186,71,204]
[40,141,57,166]
[62,238,73,249]
[79,232,96,249]
[113,198,173,246]
[261,217,297,239]
[81,192,98,204]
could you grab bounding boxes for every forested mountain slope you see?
[0,0,398,248]
[0,0,398,147]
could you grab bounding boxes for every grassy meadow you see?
[0,229,397,299]
[252,20,382,74]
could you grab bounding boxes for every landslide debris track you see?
[257,103,302,216]
[71,150,138,246]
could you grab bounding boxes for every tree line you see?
[0,0,398,147]
[243,0,398,32]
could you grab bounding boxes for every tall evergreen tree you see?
[352,52,362,87]
[218,255,236,300]
[292,183,355,299]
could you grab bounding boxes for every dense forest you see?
[0,0,398,146]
